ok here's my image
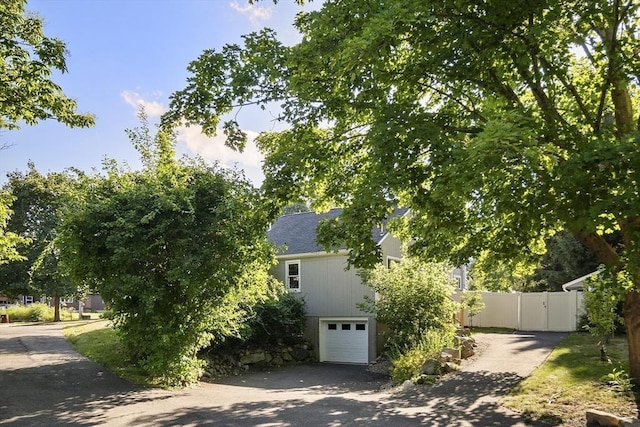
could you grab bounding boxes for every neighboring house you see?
[0,294,105,311]
[452,265,470,291]
[561,271,599,292]
[267,208,406,364]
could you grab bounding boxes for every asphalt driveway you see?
[0,322,566,426]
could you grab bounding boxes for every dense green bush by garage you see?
[240,288,307,347]
[208,286,307,353]
[359,258,459,383]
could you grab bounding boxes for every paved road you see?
[0,322,566,426]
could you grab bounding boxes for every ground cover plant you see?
[504,332,638,426]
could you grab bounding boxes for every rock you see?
[586,409,624,426]
[281,351,293,361]
[619,418,640,427]
[291,347,309,361]
[459,336,476,359]
[442,347,461,359]
[271,355,283,366]
[402,380,415,391]
[420,359,440,375]
[239,351,266,365]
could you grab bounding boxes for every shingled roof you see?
[267,207,408,256]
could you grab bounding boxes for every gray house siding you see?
[268,208,407,363]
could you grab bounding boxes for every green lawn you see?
[63,321,155,387]
[503,332,638,426]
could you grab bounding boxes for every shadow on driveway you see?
[0,325,561,426]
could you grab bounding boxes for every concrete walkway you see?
[0,322,566,426]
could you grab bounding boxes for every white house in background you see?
[267,208,407,364]
[561,271,599,292]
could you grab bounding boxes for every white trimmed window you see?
[386,256,402,269]
[453,274,463,290]
[285,260,301,292]
[24,296,34,304]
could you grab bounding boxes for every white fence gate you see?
[453,291,584,332]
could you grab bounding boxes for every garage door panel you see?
[321,320,368,364]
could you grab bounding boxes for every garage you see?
[319,318,369,364]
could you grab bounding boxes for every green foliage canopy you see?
[0,0,94,130]
[0,164,86,310]
[0,191,28,266]
[164,0,640,383]
[59,123,276,386]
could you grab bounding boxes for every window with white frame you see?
[24,296,34,304]
[453,275,463,290]
[386,256,402,269]
[285,260,301,292]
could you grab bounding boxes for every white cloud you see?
[121,90,166,117]
[230,1,272,25]
[176,125,265,184]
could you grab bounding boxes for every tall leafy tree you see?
[531,231,601,291]
[0,191,28,265]
[59,117,276,386]
[0,0,94,132]
[163,1,640,384]
[0,164,85,320]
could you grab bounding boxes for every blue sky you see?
[1,0,316,185]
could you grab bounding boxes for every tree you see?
[0,164,85,320]
[461,291,485,330]
[468,251,534,292]
[0,0,94,132]
[531,231,601,291]
[58,118,276,386]
[0,191,28,265]
[163,1,640,385]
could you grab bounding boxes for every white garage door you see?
[320,319,369,364]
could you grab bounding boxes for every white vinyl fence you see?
[453,291,585,332]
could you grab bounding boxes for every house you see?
[561,271,599,292]
[267,208,406,364]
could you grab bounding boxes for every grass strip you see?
[63,320,155,387]
[503,332,638,426]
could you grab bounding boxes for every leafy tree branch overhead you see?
[0,0,94,130]
[163,0,640,384]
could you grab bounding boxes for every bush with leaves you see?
[583,268,628,361]
[359,258,458,350]
[59,116,276,387]
[390,329,454,383]
[240,284,307,347]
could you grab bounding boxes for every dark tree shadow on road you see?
[129,370,550,426]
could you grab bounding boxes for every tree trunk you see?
[623,290,640,389]
[53,295,61,322]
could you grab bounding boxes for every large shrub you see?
[241,286,307,347]
[359,258,458,350]
[59,121,276,387]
